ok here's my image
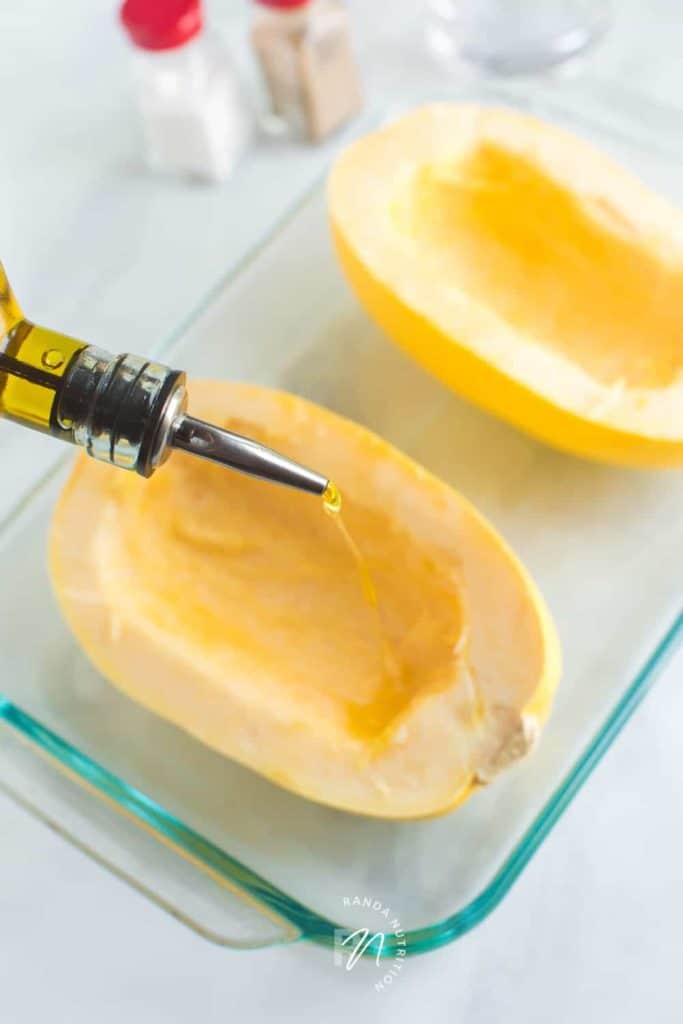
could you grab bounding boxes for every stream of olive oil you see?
[322,482,401,725]
[322,482,378,608]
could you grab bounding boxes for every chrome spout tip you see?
[170,413,329,497]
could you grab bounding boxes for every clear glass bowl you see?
[425,0,612,75]
[0,79,681,956]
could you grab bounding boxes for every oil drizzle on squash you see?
[322,481,405,738]
[323,481,377,608]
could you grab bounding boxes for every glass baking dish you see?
[0,79,681,956]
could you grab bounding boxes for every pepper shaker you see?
[251,0,362,142]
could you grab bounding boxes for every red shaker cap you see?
[120,0,203,51]
[253,0,310,9]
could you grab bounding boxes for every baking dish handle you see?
[0,701,302,949]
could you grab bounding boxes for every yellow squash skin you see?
[50,381,560,820]
[329,104,683,468]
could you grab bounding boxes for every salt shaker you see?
[250,0,362,142]
[120,0,250,182]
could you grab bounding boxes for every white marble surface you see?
[1,1,682,1020]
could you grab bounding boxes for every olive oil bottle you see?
[0,261,330,492]
[0,262,87,436]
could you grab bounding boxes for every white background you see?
[1,1,683,1020]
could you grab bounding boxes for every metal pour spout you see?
[39,344,329,497]
[170,413,328,496]
[0,257,330,499]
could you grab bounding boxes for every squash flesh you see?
[99,427,466,741]
[330,104,683,465]
[49,381,560,819]
[392,143,682,390]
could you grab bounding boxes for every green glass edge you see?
[1,612,680,957]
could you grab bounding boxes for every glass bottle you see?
[0,263,328,492]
